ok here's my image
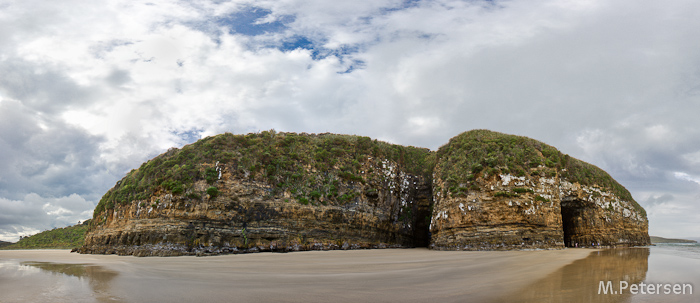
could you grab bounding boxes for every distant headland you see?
[650,236,697,244]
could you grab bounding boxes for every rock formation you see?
[430,130,649,250]
[79,130,649,256]
[80,131,433,256]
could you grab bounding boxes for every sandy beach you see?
[1,247,697,303]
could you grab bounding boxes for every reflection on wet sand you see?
[495,248,650,303]
[3,248,660,302]
[18,261,122,303]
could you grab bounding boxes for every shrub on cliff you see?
[206,186,219,198]
[434,129,645,217]
[91,129,646,225]
[92,131,434,221]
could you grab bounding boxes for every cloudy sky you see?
[1,0,699,241]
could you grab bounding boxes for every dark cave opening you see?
[560,198,591,248]
[411,179,433,248]
[561,205,577,247]
[413,205,432,247]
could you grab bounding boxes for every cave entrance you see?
[413,204,431,247]
[560,198,593,248]
[411,180,433,248]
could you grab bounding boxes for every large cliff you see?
[430,130,649,250]
[80,131,433,256]
[79,130,649,256]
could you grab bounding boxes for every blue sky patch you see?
[278,37,366,73]
[173,128,203,144]
[380,0,422,14]
[280,35,326,59]
[338,59,366,74]
[280,36,315,52]
[216,7,294,36]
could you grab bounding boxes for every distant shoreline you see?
[650,236,698,244]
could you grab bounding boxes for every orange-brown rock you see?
[429,130,649,250]
[80,132,433,256]
[79,130,649,256]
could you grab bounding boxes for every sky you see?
[1,0,699,242]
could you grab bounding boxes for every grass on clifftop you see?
[92,129,647,223]
[435,129,645,217]
[1,221,89,250]
[93,130,434,220]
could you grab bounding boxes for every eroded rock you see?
[79,130,649,256]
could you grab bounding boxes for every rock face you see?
[430,130,649,250]
[79,130,649,256]
[80,132,433,256]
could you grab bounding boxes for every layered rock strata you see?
[430,173,649,250]
[80,132,433,256]
[80,130,650,256]
[429,130,649,250]
[558,181,649,248]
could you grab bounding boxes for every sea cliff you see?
[79,130,649,256]
[430,130,648,250]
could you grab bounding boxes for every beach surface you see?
[1,247,696,302]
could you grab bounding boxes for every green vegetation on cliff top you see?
[436,130,645,217]
[92,129,646,221]
[1,221,89,250]
[93,130,434,219]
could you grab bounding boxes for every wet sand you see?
[1,247,696,302]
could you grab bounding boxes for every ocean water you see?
[494,245,700,303]
[652,243,700,260]
[627,244,700,303]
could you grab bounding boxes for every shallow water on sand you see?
[0,247,698,303]
[652,243,700,260]
[495,246,700,303]
[0,259,123,302]
[629,245,700,303]
[494,248,649,303]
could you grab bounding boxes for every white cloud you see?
[3,0,700,239]
[0,193,92,242]
[674,172,700,186]
[641,191,700,238]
